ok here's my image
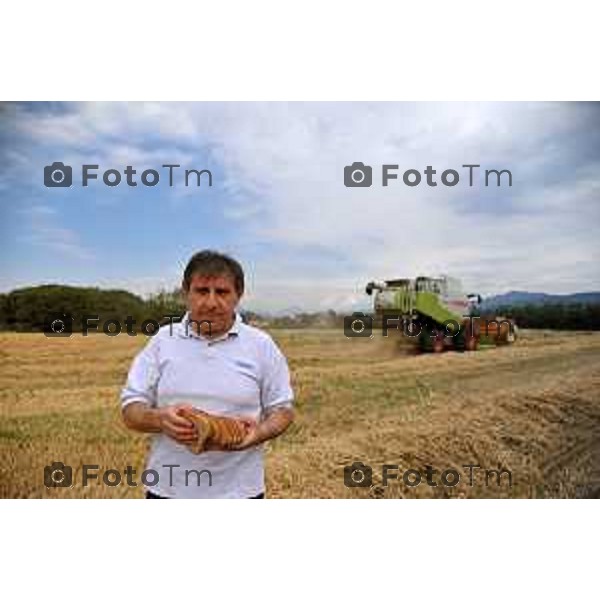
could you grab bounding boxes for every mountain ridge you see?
[481,290,600,309]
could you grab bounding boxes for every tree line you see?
[484,303,600,330]
[0,285,185,332]
[0,285,599,332]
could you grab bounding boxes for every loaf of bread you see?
[180,407,249,454]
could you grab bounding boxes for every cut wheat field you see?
[1,329,599,498]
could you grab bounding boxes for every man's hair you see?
[182,250,245,296]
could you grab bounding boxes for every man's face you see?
[183,272,241,337]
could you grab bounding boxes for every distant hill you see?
[482,291,600,310]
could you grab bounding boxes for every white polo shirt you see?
[120,312,294,499]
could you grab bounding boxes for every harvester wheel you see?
[463,319,480,351]
[464,335,479,351]
[506,323,518,343]
[432,335,445,353]
[495,320,518,345]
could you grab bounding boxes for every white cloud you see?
[16,204,95,260]
[9,101,600,307]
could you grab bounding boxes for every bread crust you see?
[179,407,249,453]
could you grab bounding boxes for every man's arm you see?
[122,401,198,444]
[122,402,162,432]
[256,406,295,443]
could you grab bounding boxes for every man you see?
[121,250,295,498]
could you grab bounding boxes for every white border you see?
[2,1,598,595]
[1,501,596,598]
[2,1,599,99]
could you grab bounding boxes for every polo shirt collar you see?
[179,311,242,340]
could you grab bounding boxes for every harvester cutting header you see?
[365,275,517,352]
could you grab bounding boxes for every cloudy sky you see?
[1,101,598,312]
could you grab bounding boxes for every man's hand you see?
[230,407,294,451]
[226,417,261,451]
[122,402,198,446]
[158,404,199,445]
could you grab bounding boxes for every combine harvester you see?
[365,276,517,352]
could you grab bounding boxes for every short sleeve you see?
[260,336,294,412]
[120,338,161,410]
